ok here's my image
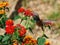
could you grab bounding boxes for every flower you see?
[0,2,9,8]
[31,39,37,44]
[5,26,15,34]
[18,26,26,37]
[0,2,4,8]
[23,36,37,45]
[45,39,50,45]
[24,36,32,41]
[18,7,25,13]
[0,10,5,14]
[19,29,26,37]
[3,2,9,6]
[21,43,24,45]
[24,10,33,16]
[5,19,14,26]
[15,24,26,37]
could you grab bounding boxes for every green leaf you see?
[14,15,21,20]
[13,30,19,40]
[0,15,7,28]
[31,19,35,23]
[2,35,11,42]
[21,20,26,27]
[22,16,27,20]
[0,36,3,41]
[37,37,46,45]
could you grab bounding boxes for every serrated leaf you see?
[2,35,11,42]
[37,37,46,45]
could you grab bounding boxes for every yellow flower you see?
[0,2,9,8]
[3,2,9,6]
[0,2,3,8]
[0,10,5,14]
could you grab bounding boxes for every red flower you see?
[18,27,26,37]
[24,10,33,16]
[5,19,14,26]
[5,26,15,34]
[18,7,25,13]
[21,27,26,33]
[21,43,25,45]
[25,41,29,44]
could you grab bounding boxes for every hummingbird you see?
[32,12,44,31]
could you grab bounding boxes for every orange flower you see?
[31,39,37,44]
[45,39,50,45]
[23,36,37,45]
[0,10,5,14]
[24,36,32,41]
[0,2,9,8]
[3,2,9,6]
[0,2,3,8]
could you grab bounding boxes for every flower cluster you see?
[5,19,15,34]
[16,24,26,37]
[0,10,5,14]
[5,19,26,37]
[22,36,37,45]
[0,2,8,8]
[0,1,8,14]
[18,7,33,16]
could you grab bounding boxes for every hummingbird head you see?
[32,12,40,22]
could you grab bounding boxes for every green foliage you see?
[37,37,46,45]
[12,30,19,40]
[2,35,11,42]
[0,36,3,41]
[0,15,8,28]
[14,15,21,20]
